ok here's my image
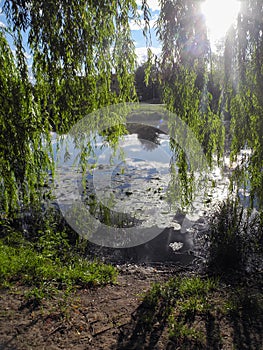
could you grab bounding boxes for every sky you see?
[201,0,241,51]
[133,0,241,61]
[0,3,33,67]
[131,0,161,64]
[0,5,5,28]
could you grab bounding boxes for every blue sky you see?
[131,0,161,64]
[0,2,33,68]
[0,4,6,29]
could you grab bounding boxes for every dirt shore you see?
[0,264,262,350]
[0,264,177,350]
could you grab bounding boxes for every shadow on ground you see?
[113,278,263,350]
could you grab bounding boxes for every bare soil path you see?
[0,265,178,350]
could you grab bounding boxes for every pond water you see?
[53,104,231,265]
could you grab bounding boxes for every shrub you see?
[207,199,263,274]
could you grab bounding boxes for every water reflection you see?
[126,123,166,151]
[54,104,229,264]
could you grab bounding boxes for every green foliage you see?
[207,199,263,274]
[0,0,139,214]
[3,0,138,123]
[0,206,118,305]
[155,1,225,206]
[142,276,217,345]
[0,29,51,214]
[0,220,117,293]
[0,237,116,288]
[162,61,224,169]
[135,62,161,102]
[0,0,263,218]
[144,276,217,313]
[177,276,218,298]
[168,319,205,345]
[223,1,263,206]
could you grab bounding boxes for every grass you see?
[0,241,117,287]
[0,216,117,304]
[140,276,217,336]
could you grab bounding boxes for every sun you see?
[201,0,240,48]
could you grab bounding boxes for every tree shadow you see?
[114,292,171,349]
[229,289,263,350]
[113,276,263,350]
[205,312,222,350]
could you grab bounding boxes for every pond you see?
[53,103,230,265]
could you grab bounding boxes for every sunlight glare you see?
[201,0,240,47]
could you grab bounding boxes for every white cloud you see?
[136,0,160,12]
[0,21,6,28]
[147,0,160,12]
[135,46,161,64]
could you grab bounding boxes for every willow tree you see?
[2,0,263,217]
[0,0,139,214]
[154,0,224,206]
[158,0,225,159]
[225,0,263,206]
[0,30,46,214]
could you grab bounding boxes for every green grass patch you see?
[0,219,117,308]
[0,239,117,288]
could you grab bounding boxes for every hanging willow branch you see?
[0,0,141,214]
[157,0,224,164]
[227,0,263,206]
